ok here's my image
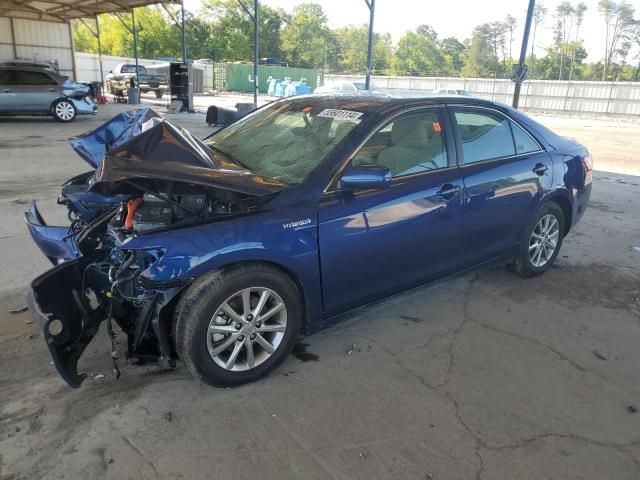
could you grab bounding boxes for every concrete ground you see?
[1,98,639,480]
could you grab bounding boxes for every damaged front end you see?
[28,205,190,388]
[26,109,282,387]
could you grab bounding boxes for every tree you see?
[280,3,338,70]
[554,1,575,79]
[462,23,505,78]
[598,0,637,80]
[530,3,548,77]
[392,27,446,76]
[569,2,587,80]
[201,0,287,61]
[439,37,466,74]
[335,25,392,74]
[504,14,517,61]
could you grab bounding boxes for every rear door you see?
[0,69,16,111]
[318,106,464,316]
[449,106,552,263]
[13,69,62,112]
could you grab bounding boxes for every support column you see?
[181,2,187,63]
[253,0,258,107]
[132,9,139,89]
[96,15,104,86]
[9,18,17,59]
[365,0,375,90]
[67,21,78,80]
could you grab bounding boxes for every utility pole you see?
[254,0,259,107]
[512,0,535,109]
[181,2,187,63]
[364,0,375,90]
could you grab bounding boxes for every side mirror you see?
[339,165,391,190]
[108,70,113,74]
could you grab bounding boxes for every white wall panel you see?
[0,18,12,43]
[13,19,71,48]
[324,74,640,117]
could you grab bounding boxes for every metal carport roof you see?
[0,0,182,22]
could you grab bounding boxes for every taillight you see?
[582,154,593,172]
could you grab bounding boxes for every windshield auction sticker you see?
[316,109,364,120]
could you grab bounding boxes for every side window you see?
[454,110,515,164]
[15,70,56,86]
[511,121,541,154]
[351,109,448,178]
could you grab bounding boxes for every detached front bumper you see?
[29,256,102,388]
[24,202,79,265]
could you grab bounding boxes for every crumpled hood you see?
[91,119,285,197]
[68,107,162,168]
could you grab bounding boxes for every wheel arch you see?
[182,259,313,334]
[49,96,69,112]
[545,193,573,235]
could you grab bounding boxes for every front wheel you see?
[174,264,303,387]
[52,99,76,122]
[510,203,565,277]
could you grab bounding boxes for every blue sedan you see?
[26,95,592,388]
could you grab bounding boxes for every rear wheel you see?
[174,264,302,387]
[511,203,565,277]
[51,99,76,122]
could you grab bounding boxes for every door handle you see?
[49,88,55,92]
[436,184,461,199]
[532,163,548,175]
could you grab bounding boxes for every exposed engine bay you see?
[31,179,260,387]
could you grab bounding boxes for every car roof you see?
[282,92,501,114]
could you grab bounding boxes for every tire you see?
[174,263,303,387]
[51,99,76,122]
[510,202,565,277]
[155,89,164,99]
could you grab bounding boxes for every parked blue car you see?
[26,95,592,388]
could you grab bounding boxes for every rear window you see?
[121,65,147,74]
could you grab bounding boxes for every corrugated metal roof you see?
[0,0,182,22]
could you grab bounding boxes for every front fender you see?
[123,207,324,325]
[25,202,79,265]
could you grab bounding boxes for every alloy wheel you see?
[55,101,75,121]
[529,213,560,268]
[207,287,287,371]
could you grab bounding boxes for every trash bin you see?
[127,87,140,104]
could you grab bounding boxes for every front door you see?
[318,107,464,316]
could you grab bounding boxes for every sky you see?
[183,0,640,62]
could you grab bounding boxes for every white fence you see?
[324,74,640,117]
